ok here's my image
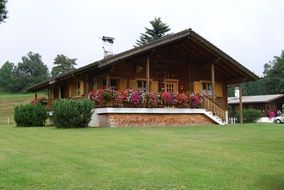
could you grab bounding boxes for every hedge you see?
[236,109,261,123]
[14,104,48,127]
[52,99,94,128]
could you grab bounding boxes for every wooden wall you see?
[49,58,228,108]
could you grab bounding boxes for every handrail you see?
[201,93,226,121]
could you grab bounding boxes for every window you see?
[110,80,118,90]
[137,80,147,91]
[103,79,119,90]
[71,80,81,96]
[202,82,212,96]
[164,80,178,92]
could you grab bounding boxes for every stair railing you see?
[201,93,226,121]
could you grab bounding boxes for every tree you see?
[263,50,284,94]
[51,54,77,77]
[135,17,171,46]
[228,50,284,96]
[12,52,49,92]
[0,0,8,23]
[0,61,14,91]
[241,79,266,96]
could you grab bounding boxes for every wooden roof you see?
[27,28,259,92]
[228,94,284,104]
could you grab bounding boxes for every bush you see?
[14,104,48,127]
[52,99,94,128]
[236,109,261,123]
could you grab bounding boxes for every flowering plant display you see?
[146,92,158,107]
[190,93,203,108]
[175,93,189,107]
[89,89,104,105]
[89,89,203,108]
[114,90,126,106]
[161,92,174,104]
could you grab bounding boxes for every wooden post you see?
[211,63,216,101]
[188,65,191,92]
[48,88,52,108]
[58,87,61,99]
[239,84,243,124]
[35,93,38,100]
[106,74,110,89]
[146,57,150,92]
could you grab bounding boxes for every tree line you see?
[228,50,284,96]
[0,53,77,92]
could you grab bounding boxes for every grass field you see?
[0,124,284,189]
[0,92,47,125]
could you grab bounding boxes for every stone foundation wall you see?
[97,113,214,127]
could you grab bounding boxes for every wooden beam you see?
[239,84,243,124]
[106,74,110,88]
[211,62,216,101]
[146,57,150,92]
[48,87,52,108]
[188,65,192,91]
[58,87,61,99]
[226,77,248,85]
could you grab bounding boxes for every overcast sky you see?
[0,0,284,76]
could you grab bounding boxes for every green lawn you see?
[0,124,284,189]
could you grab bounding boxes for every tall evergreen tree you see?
[135,17,171,47]
[0,0,7,23]
[51,54,77,77]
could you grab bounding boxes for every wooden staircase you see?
[202,93,227,124]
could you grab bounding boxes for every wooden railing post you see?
[202,93,226,121]
[239,84,243,124]
[146,57,150,92]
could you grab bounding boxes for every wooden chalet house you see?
[27,29,258,127]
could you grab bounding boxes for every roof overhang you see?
[228,94,284,104]
[27,28,259,92]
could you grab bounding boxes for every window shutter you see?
[150,80,159,92]
[119,79,127,90]
[216,83,223,97]
[80,81,84,95]
[129,79,137,89]
[194,81,201,94]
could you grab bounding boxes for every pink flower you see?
[161,92,173,104]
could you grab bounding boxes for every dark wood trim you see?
[211,63,216,101]
[146,57,150,92]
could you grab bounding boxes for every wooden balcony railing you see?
[201,93,226,121]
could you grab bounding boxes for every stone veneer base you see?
[89,108,215,127]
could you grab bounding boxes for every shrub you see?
[236,109,261,123]
[52,99,94,128]
[14,104,48,127]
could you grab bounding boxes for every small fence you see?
[0,118,15,126]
